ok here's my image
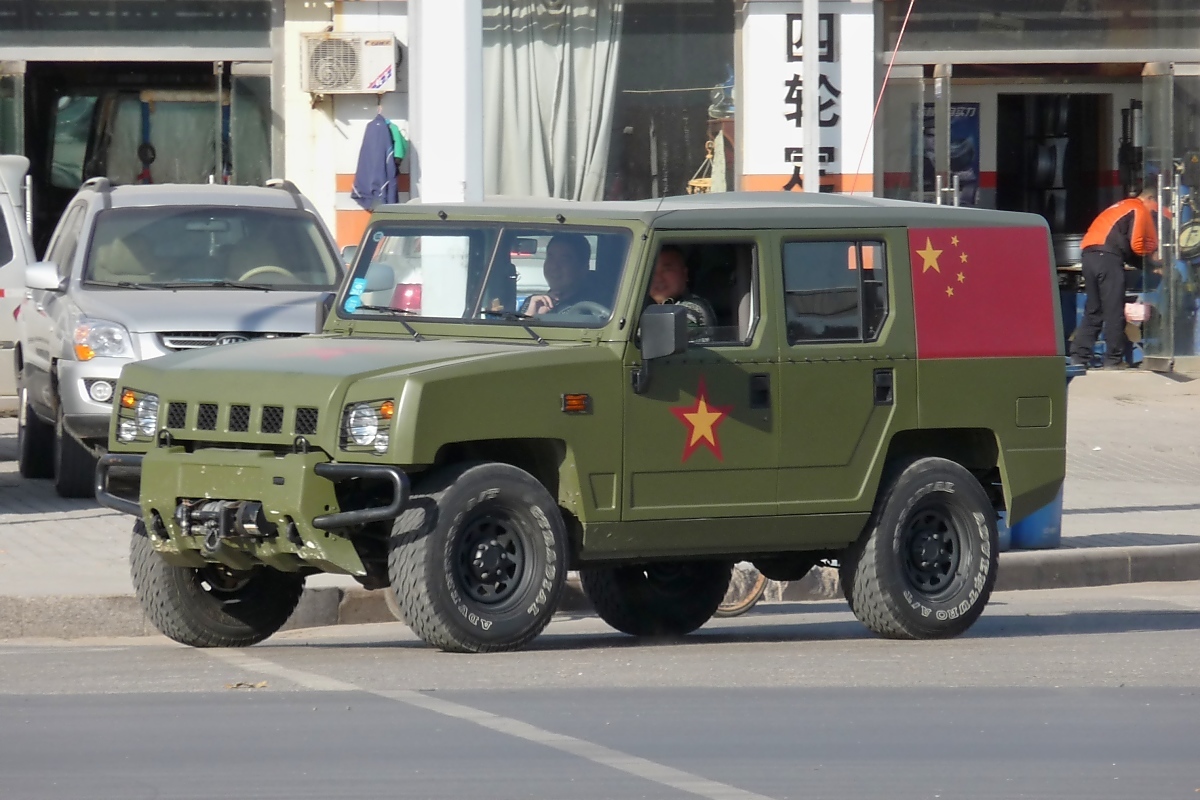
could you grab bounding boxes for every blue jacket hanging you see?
[351,113,398,209]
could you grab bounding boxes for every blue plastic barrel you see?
[995,510,1012,552]
[1009,488,1064,549]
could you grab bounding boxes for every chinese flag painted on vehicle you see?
[909,226,1059,359]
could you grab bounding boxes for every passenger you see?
[520,233,595,316]
[646,245,715,342]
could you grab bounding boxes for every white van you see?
[0,155,35,410]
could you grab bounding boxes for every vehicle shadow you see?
[282,598,1200,652]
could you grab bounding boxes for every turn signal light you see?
[74,344,95,361]
[379,400,395,420]
[121,390,137,409]
[561,393,591,414]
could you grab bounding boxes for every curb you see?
[4,545,1200,640]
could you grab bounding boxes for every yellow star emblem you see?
[951,235,960,247]
[946,286,955,297]
[957,272,965,283]
[916,238,943,273]
[960,252,968,264]
[670,378,733,461]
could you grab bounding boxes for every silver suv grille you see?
[158,332,303,351]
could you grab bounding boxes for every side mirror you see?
[364,263,395,293]
[633,304,688,393]
[341,245,358,266]
[25,261,65,292]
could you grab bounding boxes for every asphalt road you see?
[2,582,1199,800]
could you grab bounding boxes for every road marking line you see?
[206,649,776,800]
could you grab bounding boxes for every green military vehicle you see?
[96,192,1067,653]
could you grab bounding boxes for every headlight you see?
[135,394,159,436]
[346,403,378,446]
[342,399,394,452]
[117,419,138,443]
[74,319,134,361]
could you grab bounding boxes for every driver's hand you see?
[525,295,555,316]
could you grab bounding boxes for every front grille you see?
[160,333,221,350]
[166,402,188,429]
[261,405,284,434]
[295,407,319,435]
[197,403,219,430]
[229,404,251,432]
[159,331,305,352]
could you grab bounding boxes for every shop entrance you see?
[1139,63,1200,369]
[4,60,271,254]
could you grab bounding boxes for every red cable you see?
[849,0,917,196]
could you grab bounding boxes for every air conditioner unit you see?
[300,32,398,94]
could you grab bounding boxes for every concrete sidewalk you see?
[3,368,1200,639]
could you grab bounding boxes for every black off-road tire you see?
[388,462,568,653]
[579,561,733,637]
[53,408,97,498]
[842,457,999,640]
[130,523,305,647]
[17,385,54,479]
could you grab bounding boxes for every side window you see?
[47,204,87,279]
[0,214,12,266]
[782,240,888,344]
[647,242,758,345]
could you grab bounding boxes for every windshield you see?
[342,223,632,327]
[82,206,342,290]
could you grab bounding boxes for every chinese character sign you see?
[741,2,875,195]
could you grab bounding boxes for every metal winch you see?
[175,500,278,554]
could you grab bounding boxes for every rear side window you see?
[782,240,888,344]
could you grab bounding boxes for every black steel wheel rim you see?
[901,504,962,595]
[454,511,527,606]
[195,565,253,599]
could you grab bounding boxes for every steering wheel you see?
[554,300,611,318]
[237,265,298,283]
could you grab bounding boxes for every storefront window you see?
[0,0,271,48]
[482,0,736,202]
[883,1,1200,54]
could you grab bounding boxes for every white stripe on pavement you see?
[206,649,776,800]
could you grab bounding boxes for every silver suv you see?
[15,179,344,497]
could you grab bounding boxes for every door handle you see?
[749,373,771,409]
[873,368,894,406]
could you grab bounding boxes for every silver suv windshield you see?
[341,223,632,328]
[82,206,342,290]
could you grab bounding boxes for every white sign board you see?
[741,2,875,195]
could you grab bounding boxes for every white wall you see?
[282,0,409,239]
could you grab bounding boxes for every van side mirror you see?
[633,304,688,393]
[25,261,65,292]
[341,245,358,266]
[364,263,395,293]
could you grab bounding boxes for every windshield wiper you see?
[351,305,424,342]
[480,310,533,320]
[84,280,150,290]
[479,309,546,346]
[160,280,274,291]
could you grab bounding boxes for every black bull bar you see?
[94,455,411,530]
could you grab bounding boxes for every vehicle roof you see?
[85,183,312,211]
[371,191,1048,232]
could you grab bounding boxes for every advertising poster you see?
[923,102,980,206]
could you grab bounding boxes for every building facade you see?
[2,0,1199,360]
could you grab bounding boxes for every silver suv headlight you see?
[74,318,134,361]
[341,399,394,454]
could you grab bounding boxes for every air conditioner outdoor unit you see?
[300,32,398,94]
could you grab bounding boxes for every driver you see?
[520,233,596,316]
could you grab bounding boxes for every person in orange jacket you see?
[1071,187,1159,369]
